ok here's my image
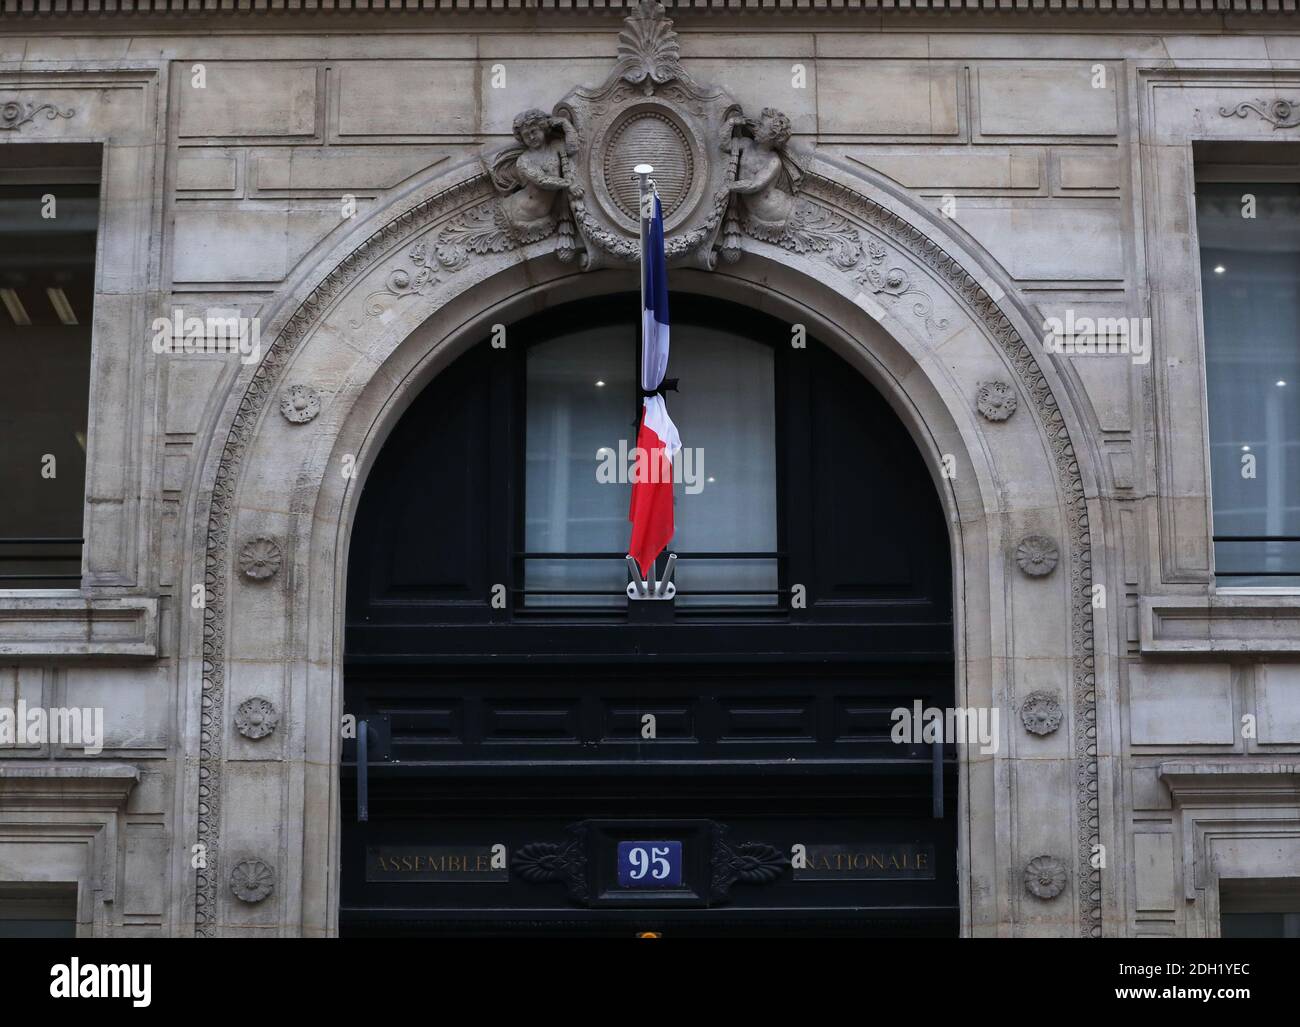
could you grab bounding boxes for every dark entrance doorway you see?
[340,294,957,937]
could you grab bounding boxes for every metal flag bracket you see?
[626,553,677,600]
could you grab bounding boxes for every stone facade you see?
[2,1,1300,937]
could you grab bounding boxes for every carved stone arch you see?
[185,153,1107,938]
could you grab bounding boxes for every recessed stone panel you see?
[953,204,1124,281]
[1256,664,1300,744]
[841,148,1040,191]
[335,61,477,137]
[1129,663,1235,746]
[178,64,317,138]
[977,63,1118,137]
[818,61,961,137]
[176,154,238,192]
[1133,832,1176,913]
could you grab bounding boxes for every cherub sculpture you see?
[722,107,804,243]
[485,108,584,243]
[718,106,861,269]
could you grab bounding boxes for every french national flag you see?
[628,194,681,578]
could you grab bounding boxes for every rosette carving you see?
[1021,691,1063,736]
[1024,855,1068,900]
[1015,534,1059,578]
[279,384,321,423]
[238,536,282,581]
[234,697,279,740]
[229,859,274,903]
[976,380,1018,422]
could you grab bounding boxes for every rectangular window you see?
[1219,878,1300,938]
[522,322,778,610]
[0,145,101,588]
[1196,169,1300,586]
[0,882,78,938]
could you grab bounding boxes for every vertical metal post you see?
[631,163,654,590]
[634,163,653,428]
[931,739,943,819]
[357,718,369,823]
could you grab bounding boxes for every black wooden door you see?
[340,296,956,937]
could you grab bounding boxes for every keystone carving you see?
[436,0,864,275]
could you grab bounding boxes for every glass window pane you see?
[669,327,777,607]
[525,328,635,606]
[1197,181,1300,585]
[0,181,98,587]
[523,319,778,608]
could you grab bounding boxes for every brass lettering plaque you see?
[793,843,935,881]
[365,845,508,882]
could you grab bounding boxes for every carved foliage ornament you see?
[0,100,74,132]
[1021,691,1063,736]
[1024,855,1068,900]
[230,858,274,903]
[711,828,787,901]
[859,239,948,336]
[235,697,279,740]
[415,0,867,280]
[361,0,941,340]
[1219,98,1300,130]
[976,380,1018,422]
[510,826,589,902]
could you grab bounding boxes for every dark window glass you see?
[0,883,77,938]
[1197,181,1300,585]
[1219,878,1300,938]
[0,180,99,586]
[523,324,777,608]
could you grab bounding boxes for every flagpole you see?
[634,163,653,425]
[627,163,666,601]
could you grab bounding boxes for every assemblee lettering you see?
[374,853,493,873]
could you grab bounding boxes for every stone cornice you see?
[0,593,159,660]
[0,762,139,810]
[0,0,1293,17]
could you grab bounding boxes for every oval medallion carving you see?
[601,108,695,226]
